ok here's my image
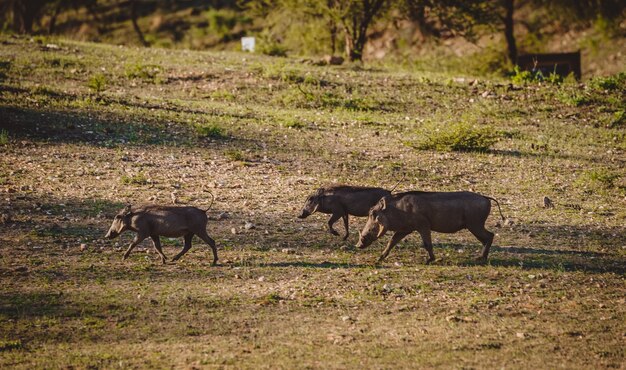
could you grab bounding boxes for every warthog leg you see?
[196,229,218,266]
[342,214,349,241]
[327,213,342,236]
[172,233,193,262]
[469,226,494,262]
[377,231,411,263]
[150,235,167,264]
[123,233,148,261]
[418,229,435,264]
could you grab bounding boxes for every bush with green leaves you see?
[510,66,564,85]
[577,168,620,190]
[413,122,499,152]
[194,123,225,139]
[87,73,107,93]
[589,72,626,92]
[125,63,162,83]
[0,130,9,146]
[0,60,10,81]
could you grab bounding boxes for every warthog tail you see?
[203,191,215,213]
[484,196,505,222]
[389,173,406,193]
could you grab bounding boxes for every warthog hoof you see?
[425,258,435,265]
[475,256,488,263]
[330,230,340,236]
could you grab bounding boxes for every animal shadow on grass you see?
[258,261,376,269]
[461,244,624,275]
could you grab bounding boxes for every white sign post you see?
[241,37,255,52]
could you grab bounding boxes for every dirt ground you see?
[0,35,624,368]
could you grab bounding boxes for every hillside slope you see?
[0,36,624,368]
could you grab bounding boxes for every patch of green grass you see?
[607,110,625,128]
[0,60,10,80]
[557,90,591,107]
[87,73,107,94]
[0,340,22,352]
[125,63,163,83]
[210,90,236,101]
[258,40,288,57]
[578,168,620,189]
[194,123,225,138]
[0,130,9,146]
[412,122,499,152]
[281,118,304,129]
[589,72,625,91]
[224,149,245,161]
[120,172,149,185]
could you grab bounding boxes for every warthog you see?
[298,185,391,240]
[355,191,504,264]
[105,204,218,265]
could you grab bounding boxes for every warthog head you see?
[297,189,324,219]
[356,197,390,249]
[105,204,133,239]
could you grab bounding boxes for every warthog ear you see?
[123,204,132,216]
[380,197,387,210]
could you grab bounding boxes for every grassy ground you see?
[0,35,625,368]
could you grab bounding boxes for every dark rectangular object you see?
[517,51,581,79]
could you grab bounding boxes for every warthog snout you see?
[297,210,310,219]
[105,230,118,239]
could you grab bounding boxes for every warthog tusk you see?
[376,226,386,238]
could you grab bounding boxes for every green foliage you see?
[258,39,288,57]
[281,118,304,129]
[205,8,250,40]
[125,63,162,83]
[0,130,8,146]
[607,110,625,128]
[0,339,22,352]
[578,168,620,189]
[557,91,591,107]
[120,172,148,185]
[589,72,626,92]
[87,73,107,93]
[210,90,236,101]
[194,123,225,139]
[414,122,499,152]
[0,60,10,80]
[511,66,563,85]
[224,149,245,161]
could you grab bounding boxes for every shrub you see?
[87,73,107,93]
[125,63,162,83]
[608,110,625,128]
[0,130,9,146]
[0,60,10,81]
[414,122,499,152]
[120,172,148,185]
[194,123,225,138]
[578,168,620,189]
[224,149,245,161]
[589,72,626,92]
[282,118,304,129]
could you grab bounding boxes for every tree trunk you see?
[130,0,149,47]
[48,2,62,34]
[503,0,517,64]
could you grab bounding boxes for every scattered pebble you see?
[79,243,87,251]
[244,222,255,230]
